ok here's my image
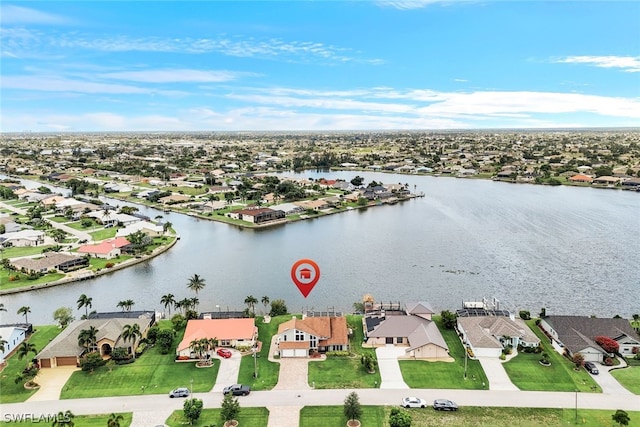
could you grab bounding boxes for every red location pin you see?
[291,259,320,298]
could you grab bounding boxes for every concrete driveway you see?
[375,346,409,389]
[27,366,79,402]
[591,362,634,395]
[477,357,518,391]
[211,349,242,392]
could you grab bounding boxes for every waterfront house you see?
[116,221,164,238]
[226,207,285,224]
[457,316,540,358]
[0,326,28,364]
[0,229,45,247]
[77,237,131,259]
[539,315,640,362]
[176,318,258,357]
[36,316,152,368]
[568,174,594,183]
[10,252,89,274]
[276,315,350,357]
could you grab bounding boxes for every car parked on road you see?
[584,361,599,375]
[169,387,190,398]
[217,348,232,358]
[223,384,251,396]
[433,399,458,411]
[402,397,427,408]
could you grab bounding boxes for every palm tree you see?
[162,221,172,235]
[77,326,99,353]
[244,295,258,317]
[160,294,175,317]
[177,298,191,315]
[17,341,37,361]
[17,306,31,324]
[116,299,135,312]
[189,297,199,311]
[189,339,202,361]
[76,294,93,318]
[187,274,206,296]
[119,323,142,359]
[107,413,124,427]
[261,296,270,314]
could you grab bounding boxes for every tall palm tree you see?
[17,306,31,324]
[177,298,191,315]
[187,274,206,296]
[119,324,142,359]
[162,221,172,235]
[189,297,199,311]
[160,294,175,317]
[107,413,124,427]
[17,342,37,361]
[261,296,270,314]
[189,339,202,361]
[76,294,93,318]
[78,326,99,353]
[244,295,258,317]
[116,300,135,312]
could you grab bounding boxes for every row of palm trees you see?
[189,337,218,364]
[77,323,143,359]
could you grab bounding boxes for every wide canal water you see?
[1,171,639,324]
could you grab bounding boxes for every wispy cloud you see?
[556,55,640,73]
[99,69,253,83]
[0,28,380,64]
[0,5,72,25]
[377,0,466,10]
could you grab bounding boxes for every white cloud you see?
[556,56,640,73]
[377,0,467,9]
[0,5,71,25]
[99,69,251,83]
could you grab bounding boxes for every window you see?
[295,331,304,341]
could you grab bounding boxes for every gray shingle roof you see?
[368,315,448,351]
[543,316,639,354]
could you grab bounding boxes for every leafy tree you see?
[361,353,377,373]
[353,302,364,314]
[183,398,204,425]
[350,176,364,186]
[52,410,75,427]
[107,413,124,427]
[357,197,368,207]
[119,324,142,359]
[244,295,258,317]
[80,351,105,372]
[156,329,175,354]
[53,307,74,328]
[17,306,31,324]
[269,299,288,317]
[612,409,631,426]
[389,408,412,427]
[171,313,187,330]
[572,352,585,369]
[518,310,531,320]
[440,310,457,329]
[77,294,93,318]
[187,274,206,296]
[343,391,362,422]
[220,392,240,422]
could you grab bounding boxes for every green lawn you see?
[503,320,601,393]
[237,315,288,390]
[0,269,65,291]
[89,228,118,241]
[300,406,640,427]
[66,219,100,230]
[0,245,55,258]
[0,326,64,403]
[308,315,381,389]
[48,216,70,223]
[0,413,132,426]
[398,316,489,390]
[300,405,386,427]
[61,324,218,399]
[89,255,134,270]
[611,366,640,394]
[166,406,268,427]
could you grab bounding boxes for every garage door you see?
[294,349,307,357]
[39,359,51,368]
[282,349,307,358]
[56,356,78,366]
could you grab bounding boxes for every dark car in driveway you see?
[584,361,599,375]
[433,399,458,411]
[223,384,251,396]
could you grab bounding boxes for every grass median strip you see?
[166,407,268,427]
[0,413,132,426]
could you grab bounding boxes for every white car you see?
[402,396,427,408]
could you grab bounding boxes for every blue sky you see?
[1,1,639,132]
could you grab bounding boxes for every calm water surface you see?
[1,172,639,325]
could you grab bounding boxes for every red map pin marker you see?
[291,259,320,298]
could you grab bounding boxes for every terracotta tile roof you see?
[177,319,257,351]
[277,316,349,346]
[78,237,130,255]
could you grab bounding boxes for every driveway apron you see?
[273,359,311,390]
[212,350,242,392]
[376,346,409,389]
[27,366,79,402]
[477,357,519,391]
[593,361,634,395]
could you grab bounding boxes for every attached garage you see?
[56,356,78,367]
[39,359,51,368]
[278,341,309,358]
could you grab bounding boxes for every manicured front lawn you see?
[300,406,640,427]
[611,366,640,394]
[0,326,64,403]
[308,315,380,389]
[89,255,133,271]
[166,407,268,427]
[89,228,118,241]
[0,245,55,258]
[507,320,601,393]
[300,405,386,427]
[0,413,132,426]
[61,324,218,399]
[398,316,489,390]
[237,315,287,391]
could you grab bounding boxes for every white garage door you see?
[282,349,307,357]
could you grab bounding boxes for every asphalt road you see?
[2,388,639,420]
